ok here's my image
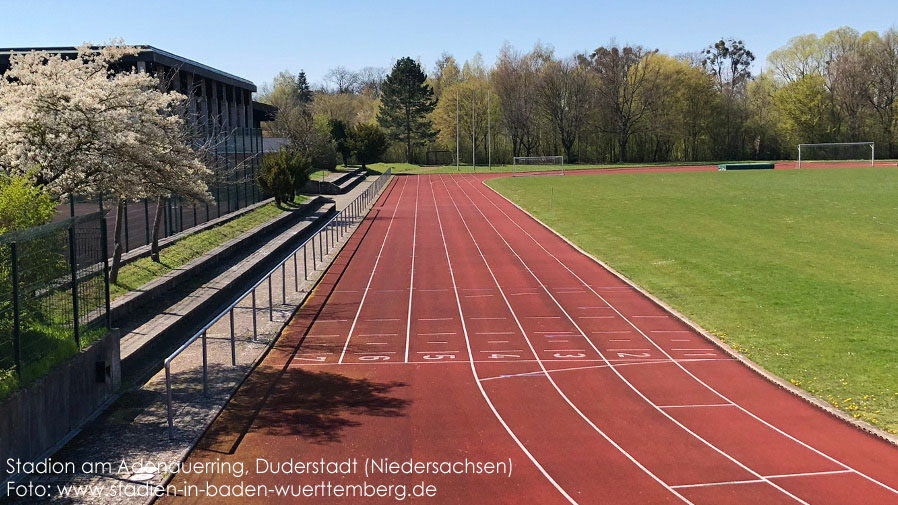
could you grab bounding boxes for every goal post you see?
[512,156,565,176]
[797,142,874,169]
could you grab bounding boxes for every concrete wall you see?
[0,329,121,484]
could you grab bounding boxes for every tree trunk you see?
[619,137,629,163]
[110,198,125,284]
[150,197,164,262]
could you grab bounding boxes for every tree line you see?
[261,26,898,165]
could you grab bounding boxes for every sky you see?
[2,0,896,91]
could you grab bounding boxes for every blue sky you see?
[2,0,895,90]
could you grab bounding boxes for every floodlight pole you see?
[488,89,492,171]
[456,89,459,171]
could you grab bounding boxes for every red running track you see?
[159,172,898,505]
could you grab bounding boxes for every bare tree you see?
[324,66,360,94]
[866,29,898,157]
[494,44,543,156]
[585,45,662,162]
[358,66,387,97]
[537,58,593,162]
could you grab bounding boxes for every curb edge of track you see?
[479,176,898,449]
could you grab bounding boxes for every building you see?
[0,45,273,137]
[0,45,277,251]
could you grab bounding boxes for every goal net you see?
[797,142,875,169]
[425,150,453,166]
[512,156,565,176]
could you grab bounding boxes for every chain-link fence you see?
[0,212,111,392]
[55,128,265,254]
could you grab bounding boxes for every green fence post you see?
[69,223,81,348]
[100,217,111,329]
[11,242,22,378]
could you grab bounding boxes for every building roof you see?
[0,45,256,91]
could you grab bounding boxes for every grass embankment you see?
[488,166,898,433]
[0,195,305,400]
[111,195,306,298]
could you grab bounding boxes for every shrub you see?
[349,123,388,168]
[0,175,56,234]
[258,149,312,205]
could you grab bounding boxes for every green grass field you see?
[488,166,898,433]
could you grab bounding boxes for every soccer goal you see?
[512,156,565,176]
[797,142,875,169]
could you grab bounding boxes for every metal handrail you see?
[164,168,391,439]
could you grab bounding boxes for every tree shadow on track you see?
[255,368,409,444]
[197,368,409,452]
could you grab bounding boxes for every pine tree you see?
[296,70,313,105]
[377,57,437,163]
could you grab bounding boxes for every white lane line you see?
[631,315,670,318]
[659,404,734,409]
[405,174,420,363]
[478,349,524,353]
[465,294,494,298]
[429,175,581,505]
[357,351,396,354]
[607,348,651,352]
[359,333,398,337]
[295,358,736,367]
[419,332,457,336]
[476,331,517,335]
[338,177,408,364]
[592,331,631,334]
[651,330,692,333]
[458,175,815,505]
[609,339,631,342]
[671,339,691,342]
[472,175,898,499]
[417,288,450,292]
[366,318,401,322]
[415,350,459,354]
[305,334,340,338]
[765,469,854,479]
[427,341,449,344]
[315,319,348,323]
[671,479,763,489]
[441,174,693,505]
[471,317,507,320]
[487,340,509,344]
[670,469,855,489]
[418,317,455,321]
[527,316,562,319]
[671,348,717,352]
[684,353,719,357]
[366,342,389,345]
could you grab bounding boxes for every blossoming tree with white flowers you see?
[0,42,213,281]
